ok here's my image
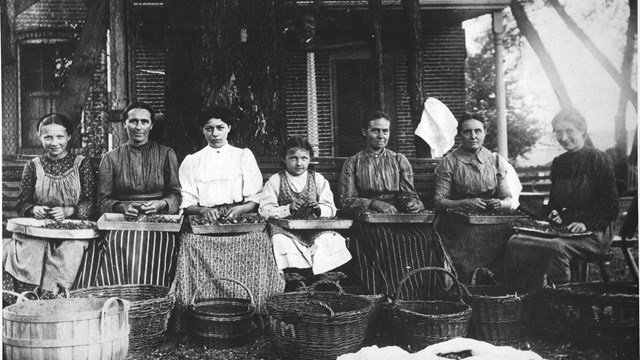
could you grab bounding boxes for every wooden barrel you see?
[3,297,130,360]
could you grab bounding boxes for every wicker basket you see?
[390,267,472,351]
[187,277,256,349]
[70,284,174,351]
[2,290,39,308]
[266,281,373,360]
[463,285,531,343]
[546,282,639,346]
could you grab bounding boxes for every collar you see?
[205,143,230,154]
[453,146,492,164]
[285,170,308,180]
[363,148,387,158]
[126,141,152,151]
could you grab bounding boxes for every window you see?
[20,43,72,149]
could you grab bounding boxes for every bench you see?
[2,155,440,233]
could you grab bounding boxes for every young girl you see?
[3,113,96,295]
[259,137,352,276]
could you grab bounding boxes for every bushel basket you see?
[266,281,373,360]
[70,284,174,352]
[546,282,638,346]
[390,267,472,351]
[187,277,256,349]
[463,285,531,343]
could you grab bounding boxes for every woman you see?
[433,113,517,284]
[259,137,351,277]
[504,109,619,290]
[75,102,181,288]
[174,106,284,332]
[3,113,96,295]
[339,111,450,299]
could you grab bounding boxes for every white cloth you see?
[259,171,351,274]
[179,144,263,208]
[502,159,523,209]
[338,338,543,360]
[259,171,336,219]
[415,97,458,158]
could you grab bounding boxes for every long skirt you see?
[350,221,451,300]
[171,230,285,333]
[503,229,609,290]
[435,213,516,284]
[74,230,178,288]
[3,233,88,292]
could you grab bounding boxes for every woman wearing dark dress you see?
[3,113,96,295]
[504,108,619,290]
[75,102,181,288]
[339,111,450,299]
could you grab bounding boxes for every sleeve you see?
[97,153,117,214]
[315,172,337,217]
[178,155,199,209]
[162,148,182,214]
[258,174,290,219]
[494,155,513,201]
[241,149,264,204]
[546,157,561,215]
[74,158,97,220]
[397,154,422,204]
[338,156,371,215]
[433,156,454,203]
[582,151,619,230]
[16,160,37,217]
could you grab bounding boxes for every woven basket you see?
[187,277,256,349]
[390,267,472,351]
[340,284,387,339]
[2,290,39,308]
[70,284,174,351]
[266,281,373,360]
[463,285,531,343]
[546,282,639,345]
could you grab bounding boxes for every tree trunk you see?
[108,0,129,148]
[58,0,109,133]
[164,0,204,159]
[402,0,430,157]
[369,0,385,112]
[614,0,638,155]
[548,0,637,111]
[510,0,573,109]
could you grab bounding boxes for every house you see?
[2,0,510,158]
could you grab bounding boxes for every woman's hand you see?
[548,210,563,225]
[371,199,398,214]
[404,199,424,213]
[33,206,50,219]
[225,202,257,218]
[120,202,141,220]
[289,199,305,214]
[464,198,487,210]
[139,200,166,215]
[306,201,322,216]
[48,206,75,221]
[567,222,587,233]
[485,199,504,211]
[201,207,221,222]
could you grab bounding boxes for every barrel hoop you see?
[2,332,129,348]
[191,328,252,339]
[4,310,112,323]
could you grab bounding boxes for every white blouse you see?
[259,171,337,219]
[179,144,263,208]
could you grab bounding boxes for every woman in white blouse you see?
[173,107,284,333]
[179,107,262,219]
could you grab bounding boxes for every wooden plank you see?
[268,218,353,229]
[355,212,435,223]
[97,213,183,232]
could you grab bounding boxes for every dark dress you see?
[339,149,451,299]
[504,146,619,289]
[74,141,182,288]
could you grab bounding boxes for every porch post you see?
[493,10,508,159]
[108,0,128,149]
[306,52,319,155]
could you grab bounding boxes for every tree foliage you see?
[466,26,543,161]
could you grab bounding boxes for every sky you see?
[463,0,637,166]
